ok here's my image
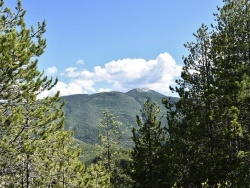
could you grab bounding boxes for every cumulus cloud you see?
[37,80,91,99]
[39,52,182,98]
[46,66,57,76]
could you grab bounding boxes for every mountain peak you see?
[135,88,150,92]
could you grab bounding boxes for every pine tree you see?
[164,0,250,186]
[84,162,111,188]
[0,0,86,186]
[210,0,250,185]
[131,100,167,188]
[41,131,86,187]
[164,24,219,186]
[96,109,123,187]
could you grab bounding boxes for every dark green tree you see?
[210,0,250,185]
[164,24,218,186]
[131,100,167,188]
[164,0,250,186]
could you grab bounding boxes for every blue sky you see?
[6,0,223,97]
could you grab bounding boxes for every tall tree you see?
[164,24,216,186]
[164,0,250,186]
[131,100,167,188]
[96,109,123,187]
[210,0,250,185]
[0,0,86,186]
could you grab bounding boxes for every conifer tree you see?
[164,25,217,186]
[131,100,167,188]
[210,0,250,185]
[0,0,86,186]
[84,162,111,188]
[96,109,123,187]
[164,0,250,186]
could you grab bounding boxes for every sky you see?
[5,0,223,97]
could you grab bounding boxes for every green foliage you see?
[97,109,122,173]
[62,89,173,147]
[131,100,168,187]
[73,138,97,164]
[84,162,111,188]
[96,109,132,187]
[163,0,250,186]
[0,0,87,186]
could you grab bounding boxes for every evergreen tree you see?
[164,0,250,186]
[164,25,218,186]
[210,0,250,185]
[84,162,111,188]
[96,109,123,187]
[131,100,167,188]
[0,0,86,186]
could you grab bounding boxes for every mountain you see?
[61,88,178,147]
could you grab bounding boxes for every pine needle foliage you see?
[0,0,86,186]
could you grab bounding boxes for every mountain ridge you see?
[61,88,178,147]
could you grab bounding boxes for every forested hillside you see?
[62,88,177,147]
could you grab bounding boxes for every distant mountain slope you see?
[61,89,177,147]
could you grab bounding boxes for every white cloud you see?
[61,67,79,77]
[76,59,84,65]
[46,66,57,76]
[37,80,90,99]
[39,52,182,98]
[92,52,182,93]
